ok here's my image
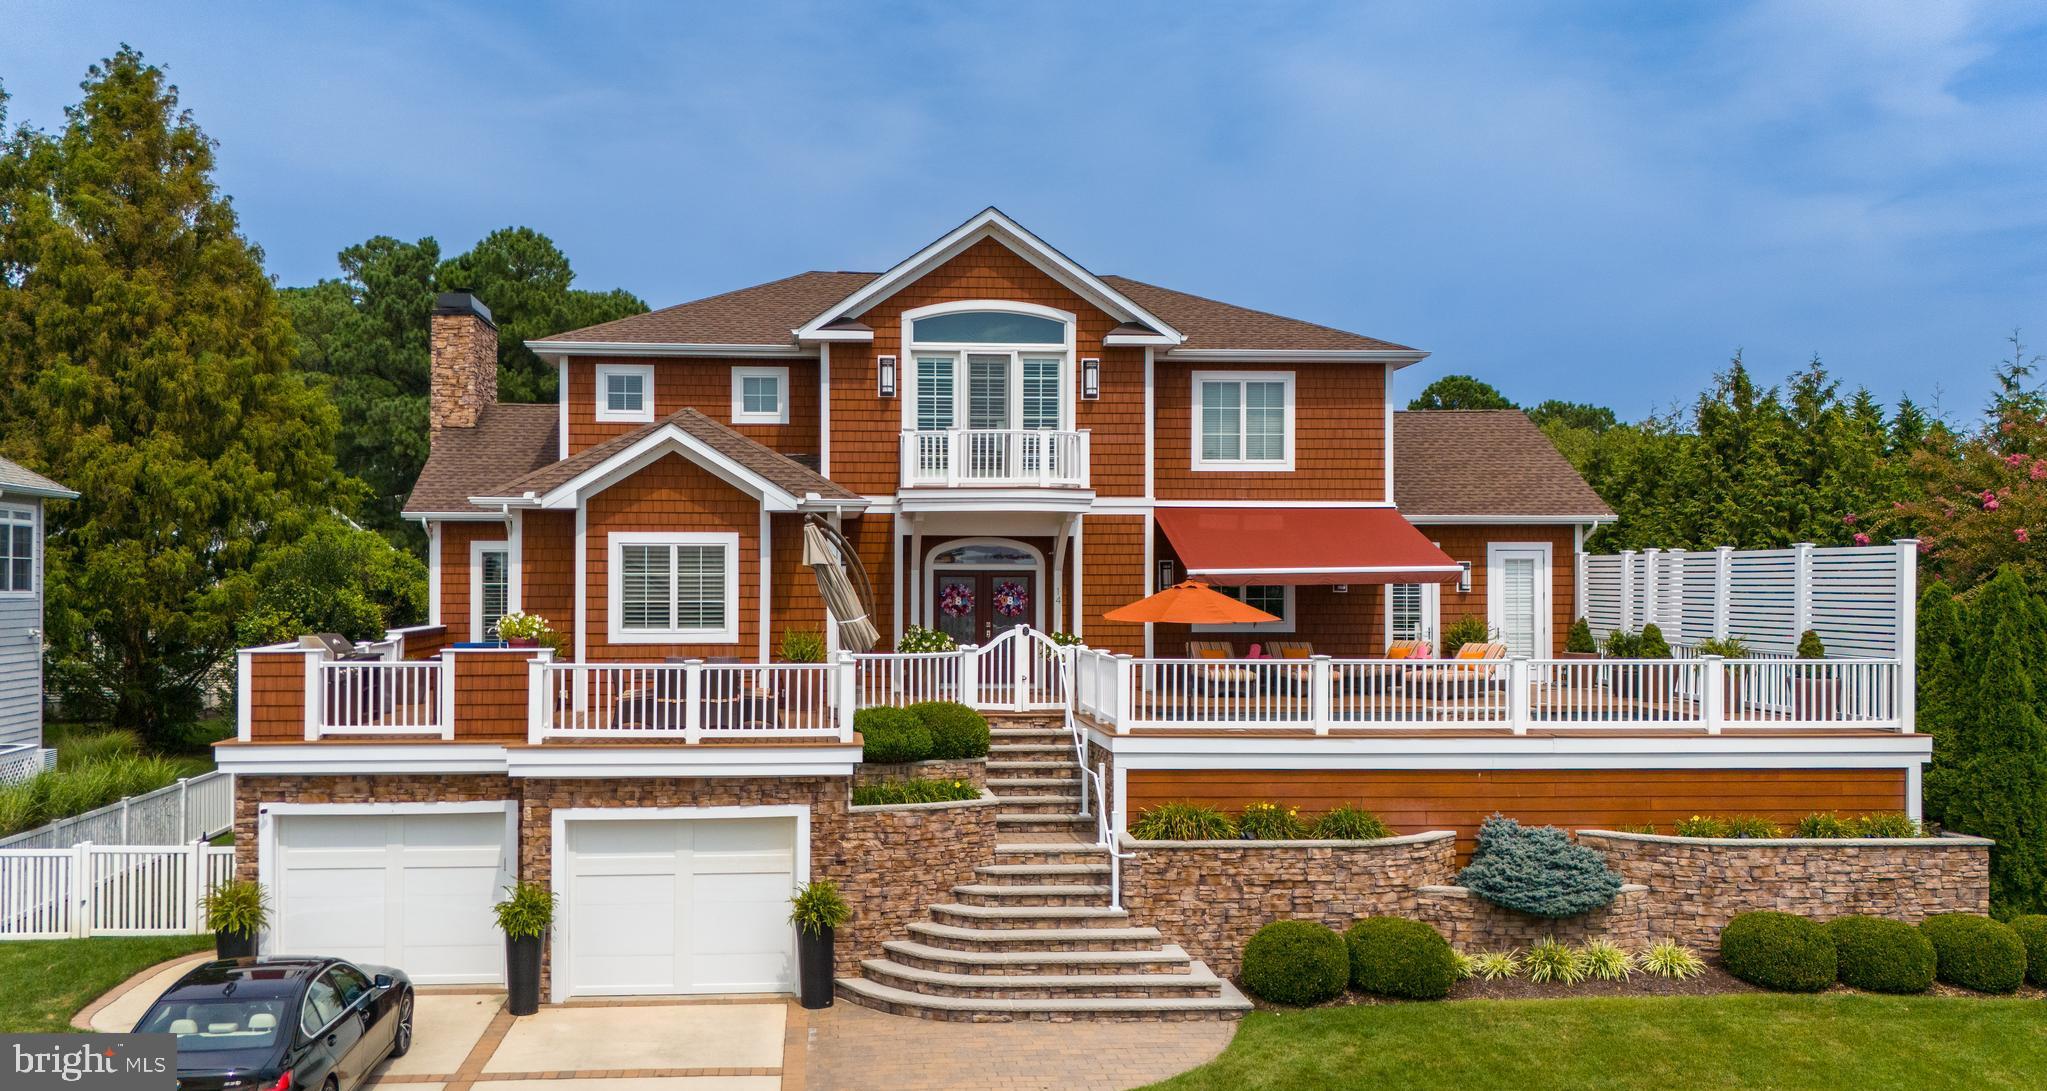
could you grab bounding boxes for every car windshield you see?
[137,998,289,1052]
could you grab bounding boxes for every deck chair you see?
[1403,641,1510,697]
[1186,641,1262,694]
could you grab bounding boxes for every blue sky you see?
[5,1,2046,420]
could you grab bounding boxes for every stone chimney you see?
[430,291,498,434]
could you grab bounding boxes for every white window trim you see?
[730,365,791,425]
[899,301,1076,434]
[607,531,742,645]
[469,539,516,642]
[0,504,36,597]
[1192,585,1296,634]
[1190,370,1295,471]
[594,363,656,423]
[1382,582,1442,646]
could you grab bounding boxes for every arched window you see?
[931,542,1037,567]
[911,310,1066,345]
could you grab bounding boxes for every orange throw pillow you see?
[1280,648,1311,660]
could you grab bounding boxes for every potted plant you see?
[200,880,268,960]
[1695,636,1750,714]
[493,881,555,1016]
[779,630,825,663]
[789,879,851,1010]
[495,612,552,649]
[1790,628,1836,719]
[1562,618,1599,661]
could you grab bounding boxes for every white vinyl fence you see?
[0,743,55,784]
[0,771,235,850]
[1579,540,1918,659]
[0,841,237,938]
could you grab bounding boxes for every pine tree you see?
[1915,581,1965,825]
[1943,566,2047,915]
[0,50,351,741]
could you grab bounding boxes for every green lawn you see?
[0,935,213,1032]
[1149,995,2047,1091]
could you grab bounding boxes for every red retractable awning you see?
[1154,507,1462,586]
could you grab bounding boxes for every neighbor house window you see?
[595,363,655,423]
[1193,371,1294,470]
[608,532,740,643]
[470,541,512,641]
[730,366,790,425]
[1192,584,1296,634]
[0,506,34,594]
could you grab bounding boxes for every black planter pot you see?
[214,928,257,960]
[797,925,835,1009]
[506,934,543,1016]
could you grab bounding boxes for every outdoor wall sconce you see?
[1332,584,1350,594]
[877,355,896,398]
[1081,357,1101,400]
[1457,561,1473,594]
[1157,559,1175,590]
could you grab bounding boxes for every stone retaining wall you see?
[821,793,1000,974]
[851,757,987,790]
[1578,830,1993,948]
[1415,884,1652,950]
[1118,832,1457,977]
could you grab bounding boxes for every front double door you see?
[932,570,1037,645]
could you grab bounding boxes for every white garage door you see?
[564,816,796,997]
[272,809,510,985]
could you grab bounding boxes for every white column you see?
[683,659,704,744]
[302,650,323,742]
[1640,548,1661,633]
[573,499,588,662]
[1700,654,1725,735]
[890,516,905,643]
[909,515,924,633]
[1072,516,1085,641]
[427,522,442,626]
[1507,657,1530,735]
[1309,655,1333,736]
[1895,538,1919,734]
[818,344,832,477]
[835,651,857,741]
[1713,546,1734,640]
[1618,550,1637,632]
[759,509,772,663]
[439,650,457,740]
[1791,541,1815,640]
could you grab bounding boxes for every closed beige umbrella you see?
[805,520,880,652]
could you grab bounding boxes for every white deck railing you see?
[318,659,444,736]
[900,429,1090,487]
[532,661,852,742]
[1073,648,1908,734]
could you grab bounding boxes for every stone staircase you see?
[836,715,1251,1022]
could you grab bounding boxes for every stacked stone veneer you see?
[851,757,987,790]
[1118,833,1456,977]
[234,773,993,995]
[1416,884,1652,950]
[1578,830,1993,948]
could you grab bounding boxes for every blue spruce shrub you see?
[1455,814,1624,918]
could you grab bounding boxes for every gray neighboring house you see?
[0,456,76,769]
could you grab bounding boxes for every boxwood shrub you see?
[1720,911,1836,992]
[1345,916,1460,1000]
[1240,920,1349,1005]
[2010,915,2047,987]
[854,707,932,764]
[905,701,991,760]
[1919,913,2027,994]
[1824,915,1935,993]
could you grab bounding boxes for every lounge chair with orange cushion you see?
[1403,641,1511,694]
[1186,641,1262,694]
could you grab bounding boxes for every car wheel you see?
[389,990,415,1058]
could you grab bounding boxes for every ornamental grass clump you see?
[1794,812,1857,838]
[851,779,980,806]
[1641,940,1706,979]
[1130,801,1235,840]
[1310,804,1392,840]
[1468,950,1521,980]
[1523,938,1587,985]
[1579,939,1634,981]
[1240,920,1349,1006]
[1720,911,1836,992]
[1919,913,2027,993]
[1456,815,1623,918]
[1236,801,1307,840]
[1825,915,1935,994]
[1345,917,1460,1000]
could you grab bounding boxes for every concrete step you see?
[905,920,1165,953]
[835,974,1252,1023]
[991,794,1082,815]
[928,902,1129,931]
[858,958,1226,1001]
[881,939,1195,977]
[973,862,1110,886]
[952,883,1111,908]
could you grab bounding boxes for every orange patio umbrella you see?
[1103,581,1280,626]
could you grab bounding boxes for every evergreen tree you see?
[1915,580,1964,825]
[1943,566,2047,915]
[0,49,351,742]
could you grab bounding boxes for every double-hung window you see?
[595,363,655,423]
[730,366,790,425]
[470,541,512,641]
[609,532,740,643]
[0,506,34,594]
[1193,371,1294,470]
[1192,584,1295,634]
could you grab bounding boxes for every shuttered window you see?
[1389,584,1425,642]
[610,533,740,643]
[1497,556,1538,657]
[479,549,510,636]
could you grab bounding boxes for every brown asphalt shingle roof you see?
[492,408,858,504]
[402,404,560,515]
[537,269,1414,354]
[1394,411,1613,519]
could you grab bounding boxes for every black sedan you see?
[133,956,414,1091]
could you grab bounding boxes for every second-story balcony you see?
[900,428,1090,489]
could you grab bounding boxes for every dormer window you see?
[595,363,655,423]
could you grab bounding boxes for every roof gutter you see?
[0,483,81,501]
[1162,348,1430,367]
[524,340,815,359]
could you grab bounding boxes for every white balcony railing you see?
[900,428,1090,488]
